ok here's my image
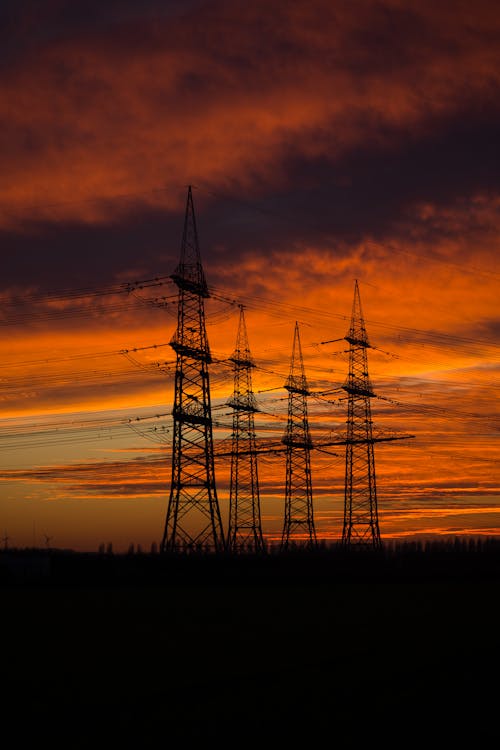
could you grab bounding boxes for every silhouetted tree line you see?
[1,535,499,586]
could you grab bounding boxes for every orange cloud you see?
[1,1,499,227]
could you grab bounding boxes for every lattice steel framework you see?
[342,280,381,547]
[281,322,317,550]
[160,186,225,553]
[227,306,265,553]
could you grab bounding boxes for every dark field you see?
[2,540,499,747]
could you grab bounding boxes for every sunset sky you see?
[1,0,499,551]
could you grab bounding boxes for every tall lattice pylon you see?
[227,306,265,553]
[281,322,317,550]
[160,186,225,553]
[342,280,381,547]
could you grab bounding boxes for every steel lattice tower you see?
[342,280,381,547]
[160,186,225,553]
[227,306,265,553]
[281,322,317,550]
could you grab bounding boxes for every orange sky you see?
[0,0,498,551]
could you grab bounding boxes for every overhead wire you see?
[0,237,497,473]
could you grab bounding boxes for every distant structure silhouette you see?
[160,186,225,553]
[227,306,265,553]
[342,280,381,547]
[281,322,317,550]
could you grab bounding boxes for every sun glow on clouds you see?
[1,1,500,226]
[0,234,498,548]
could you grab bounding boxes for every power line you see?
[2,185,180,216]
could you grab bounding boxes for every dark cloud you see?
[463,321,500,344]
[0,208,181,291]
[2,82,499,298]
[3,101,497,296]
[0,0,205,64]
[0,453,164,481]
[259,106,500,246]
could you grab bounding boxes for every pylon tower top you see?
[345,279,369,348]
[343,280,375,399]
[230,305,256,370]
[170,185,209,298]
[285,321,309,397]
[228,306,258,412]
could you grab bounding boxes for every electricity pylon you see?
[160,186,225,553]
[227,306,265,553]
[281,322,317,550]
[342,280,381,547]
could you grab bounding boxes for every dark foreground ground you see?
[1,539,499,748]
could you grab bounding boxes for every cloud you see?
[0,453,167,495]
[1,0,499,236]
